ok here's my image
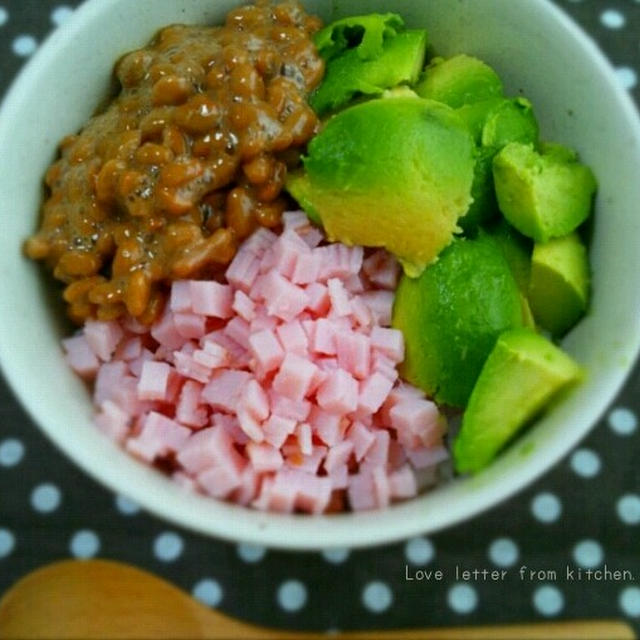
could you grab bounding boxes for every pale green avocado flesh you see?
[492,142,597,242]
[529,233,590,337]
[392,233,523,408]
[454,328,584,473]
[287,96,475,276]
[415,54,503,108]
[310,29,428,116]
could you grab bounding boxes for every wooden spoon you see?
[0,559,634,639]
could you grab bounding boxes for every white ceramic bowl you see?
[1,0,639,550]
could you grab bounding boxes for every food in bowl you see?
[24,1,596,513]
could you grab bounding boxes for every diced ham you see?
[388,464,418,499]
[84,320,124,362]
[370,327,404,363]
[95,400,130,442]
[327,278,351,317]
[316,369,358,414]
[276,320,308,356]
[246,442,284,473]
[176,381,208,428]
[173,312,206,340]
[63,334,100,379]
[269,392,311,422]
[335,330,370,380]
[189,281,233,318]
[151,309,186,350]
[71,212,447,516]
[363,250,400,290]
[201,369,252,413]
[170,281,192,313]
[137,361,179,402]
[254,271,308,322]
[126,412,190,462]
[272,352,319,401]
[248,329,284,374]
[263,414,297,448]
[358,372,395,414]
[232,290,256,322]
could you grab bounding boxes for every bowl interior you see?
[0,0,639,549]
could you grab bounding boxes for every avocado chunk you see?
[392,233,523,407]
[480,98,539,149]
[314,13,404,62]
[458,98,539,233]
[492,142,597,242]
[529,233,590,337]
[286,97,475,276]
[310,30,428,116]
[489,219,532,293]
[415,54,503,108]
[454,328,584,473]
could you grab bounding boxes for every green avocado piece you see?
[415,55,503,108]
[309,29,428,116]
[458,99,539,233]
[492,142,597,242]
[529,233,590,337]
[286,97,475,276]
[392,233,523,407]
[314,13,404,62]
[459,145,499,233]
[488,219,532,293]
[480,97,539,149]
[456,97,505,144]
[453,328,584,473]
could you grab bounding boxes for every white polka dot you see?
[572,539,603,569]
[447,584,478,614]
[31,483,61,513]
[488,538,519,568]
[570,448,601,478]
[617,494,640,525]
[0,529,15,558]
[12,35,37,57]
[616,67,638,91]
[531,492,562,523]
[322,548,350,564]
[362,581,393,613]
[600,9,626,29]
[609,407,637,435]
[405,537,434,565]
[277,580,307,612]
[620,587,640,617]
[533,585,564,617]
[0,438,24,467]
[192,578,223,607]
[69,530,100,559]
[115,494,140,515]
[51,5,74,27]
[0,7,7,27]
[236,543,266,563]
[153,532,183,562]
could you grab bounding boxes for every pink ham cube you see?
[263,414,297,448]
[335,330,370,380]
[63,334,100,379]
[126,412,190,462]
[248,328,284,374]
[370,327,404,363]
[84,320,124,362]
[246,442,284,473]
[272,353,319,401]
[316,369,358,414]
[358,372,395,414]
[201,369,252,413]
[189,281,233,318]
[137,361,178,402]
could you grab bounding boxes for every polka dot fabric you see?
[0,0,640,634]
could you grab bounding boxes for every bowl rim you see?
[1,0,640,550]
